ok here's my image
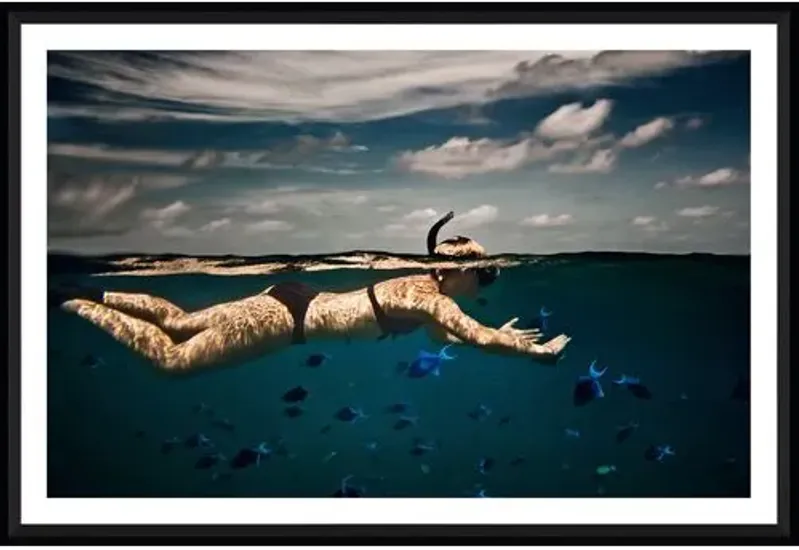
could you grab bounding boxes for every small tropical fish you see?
[306,353,331,367]
[395,361,410,374]
[573,360,607,406]
[184,433,214,449]
[612,374,653,400]
[332,475,365,497]
[211,418,235,433]
[393,415,418,431]
[160,436,181,454]
[283,405,304,418]
[595,464,617,476]
[644,444,676,463]
[282,385,309,403]
[322,451,338,463]
[537,306,553,332]
[467,403,492,421]
[407,344,457,378]
[510,456,526,467]
[195,452,226,470]
[334,406,368,423]
[320,424,332,435]
[477,457,495,474]
[410,437,437,456]
[230,443,271,469]
[385,401,412,414]
[615,421,639,443]
[498,415,511,426]
[564,428,581,439]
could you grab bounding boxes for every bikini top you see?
[366,284,424,340]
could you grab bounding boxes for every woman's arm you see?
[414,293,570,364]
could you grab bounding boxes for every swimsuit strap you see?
[367,284,421,340]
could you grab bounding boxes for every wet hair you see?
[426,212,498,287]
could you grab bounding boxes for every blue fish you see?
[393,415,418,431]
[184,433,214,449]
[564,428,581,439]
[538,306,553,332]
[613,374,653,399]
[195,452,227,470]
[573,360,607,407]
[410,437,437,456]
[645,444,676,463]
[407,344,457,378]
[230,442,272,469]
[615,421,639,443]
[477,457,495,474]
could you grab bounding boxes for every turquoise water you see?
[47,254,750,498]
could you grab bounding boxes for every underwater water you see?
[47,254,750,498]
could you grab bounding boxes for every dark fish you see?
[334,406,367,423]
[477,457,495,474]
[393,415,418,431]
[467,404,492,421]
[510,456,526,467]
[306,353,331,367]
[410,437,436,456]
[332,475,364,497]
[230,443,271,469]
[395,361,410,374]
[476,297,489,307]
[211,418,235,433]
[644,444,676,463]
[385,401,411,414]
[184,433,213,449]
[80,354,104,369]
[615,421,639,443]
[573,360,607,407]
[498,415,511,426]
[195,452,225,469]
[320,424,332,434]
[627,383,653,400]
[731,375,750,401]
[282,385,309,403]
[283,405,304,418]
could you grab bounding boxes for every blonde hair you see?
[433,236,486,259]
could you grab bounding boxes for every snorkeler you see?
[50,211,571,375]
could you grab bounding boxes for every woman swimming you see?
[50,211,572,375]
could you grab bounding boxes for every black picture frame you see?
[4,3,792,544]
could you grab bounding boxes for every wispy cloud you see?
[48,51,740,124]
[534,99,613,140]
[674,167,750,188]
[450,205,499,229]
[519,213,574,227]
[631,215,669,232]
[199,218,232,233]
[244,219,294,234]
[403,208,439,221]
[676,205,720,217]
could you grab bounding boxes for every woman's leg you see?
[61,298,294,374]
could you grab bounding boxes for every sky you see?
[47,50,751,256]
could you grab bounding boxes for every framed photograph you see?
[6,5,791,543]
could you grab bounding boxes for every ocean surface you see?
[47,253,751,498]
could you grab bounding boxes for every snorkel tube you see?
[427,211,455,256]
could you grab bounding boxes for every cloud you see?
[519,213,574,227]
[141,200,191,223]
[228,188,374,219]
[677,206,720,218]
[673,167,750,188]
[488,51,736,100]
[654,181,669,190]
[49,132,368,171]
[199,218,231,233]
[534,99,613,140]
[631,216,669,232]
[685,117,704,129]
[48,171,190,239]
[49,51,741,124]
[403,208,439,221]
[450,205,499,229]
[619,117,675,148]
[244,220,294,234]
[631,216,656,226]
[376,205,397,213]
[549,148,617,174]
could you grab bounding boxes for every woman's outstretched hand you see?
[498,317,543,344]
[535,334,572,365]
